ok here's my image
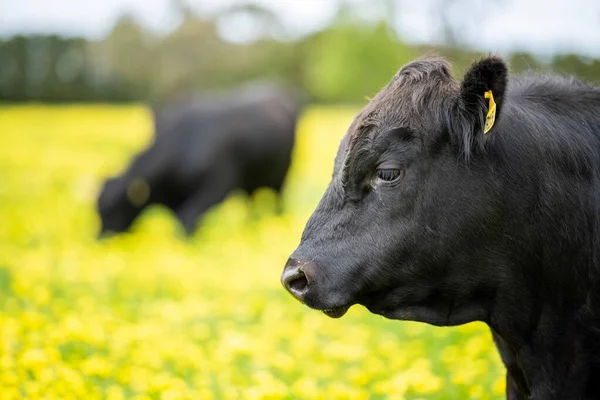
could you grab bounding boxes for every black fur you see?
[97,82,302,236]
[282,56,600,399]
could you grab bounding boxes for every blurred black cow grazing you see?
[282,56,600,399]
[97,82,302,237]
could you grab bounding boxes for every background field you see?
[0,105,505,399]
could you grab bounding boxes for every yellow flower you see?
[0,105,506,400]
[493,375,507,396]
[292,377,319,398]
[81,356,112,378]
[0,387,21,400]
[20,348,48,369]
[106,385,126,400]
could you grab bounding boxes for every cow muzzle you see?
[281,257,350,318]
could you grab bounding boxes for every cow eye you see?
[376,168,403,182]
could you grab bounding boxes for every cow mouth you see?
[321,305,351,318]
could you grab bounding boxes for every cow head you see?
[97,176,151,237]
[282,57,511,326]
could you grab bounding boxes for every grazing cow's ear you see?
[455,57,508,150]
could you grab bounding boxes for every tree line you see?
[1,10,599,104]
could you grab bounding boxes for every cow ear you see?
[456,56,508,145]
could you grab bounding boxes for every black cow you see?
[97,82,302,236]
[281,57,600,399]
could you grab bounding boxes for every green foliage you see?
[1,9,600,104]
[552,54,600,85]
[305,22,418,103]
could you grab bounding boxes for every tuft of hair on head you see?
[394,57,453,85]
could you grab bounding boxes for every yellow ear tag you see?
[127,178,150,207]
[483,90,496,134]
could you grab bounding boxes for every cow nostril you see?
[288,272,309,294]
[282,258,315,300]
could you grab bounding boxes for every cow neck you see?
[489,302,600,400]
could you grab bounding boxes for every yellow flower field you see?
[0,105,505,399]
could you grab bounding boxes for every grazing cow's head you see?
[97,176,150,237]
[282,57,510,325]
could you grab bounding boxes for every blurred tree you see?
[102,14,154,99]
[552,54,600,85]
[0,36,27,101]
[509,52,544,74]
[1,0,599,103]
[152,12,224,98]
[217,2,285,41]
[304,16,418,103]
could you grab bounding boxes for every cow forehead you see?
[348,58,456,144]
[339,58,457,184]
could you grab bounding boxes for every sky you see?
[1,0,600,57]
